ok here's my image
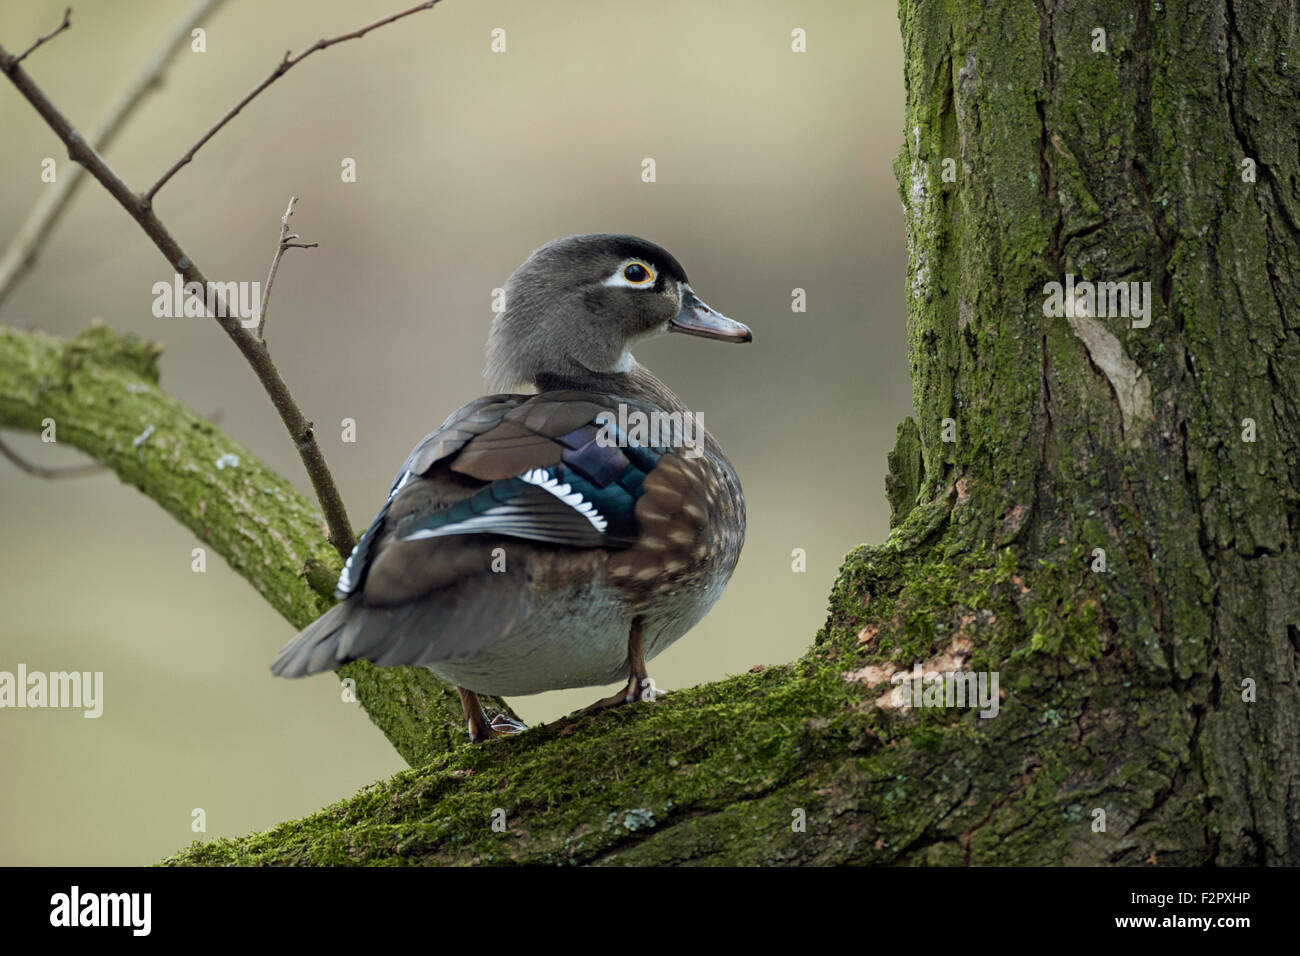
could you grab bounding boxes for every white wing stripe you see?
[401,506,522,540]
[518,469,609,532]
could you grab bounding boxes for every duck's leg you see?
[458,686,526,743]
[577,617,649,715]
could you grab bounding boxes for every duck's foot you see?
[489,712,528,735]
[458,686,526,743]
[574,675,643,715]
[573,616,650,716]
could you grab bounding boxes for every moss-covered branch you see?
[0,322,516,764]
[158,498,1202,867]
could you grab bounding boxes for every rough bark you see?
[882,0,1299,864]
[6,0,1298,865]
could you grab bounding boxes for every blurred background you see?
[0,0,907,864]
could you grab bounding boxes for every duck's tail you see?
[270,600,358,678]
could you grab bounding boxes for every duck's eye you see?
[622,263,653,284]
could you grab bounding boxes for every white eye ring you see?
[603,259,656,288]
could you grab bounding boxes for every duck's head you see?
[485,233,752,390]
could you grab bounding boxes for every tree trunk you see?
[7,0,1297,865]
[877,0,1299,864]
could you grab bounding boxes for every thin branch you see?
[0,0,229,310]
[257,196,318,343]
[0,40,355,560]
[0,434,105,479]
[11,7,70,66]
[144,0,442,200]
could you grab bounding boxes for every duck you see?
[271,234,751,743]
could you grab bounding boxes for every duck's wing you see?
[271,392,675,676]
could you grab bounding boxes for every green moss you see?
[885,416,924,527]
[164,663,871,865]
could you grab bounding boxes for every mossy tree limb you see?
[0,323,517,764]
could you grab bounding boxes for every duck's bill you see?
[670,287,753,342]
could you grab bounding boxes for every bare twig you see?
[257,196,318,343]
[11,7,70,66]
[144,0,442,200]
[0,41,355,559]
[0,0,228,310]
[0,434,105,479]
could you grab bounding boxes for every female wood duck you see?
[272,234,750,742]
